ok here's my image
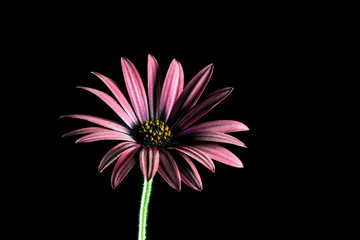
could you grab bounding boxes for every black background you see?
[8,4,321,240]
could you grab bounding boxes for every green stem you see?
[138,177,153,240]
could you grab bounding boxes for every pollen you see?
[134,119,172,148]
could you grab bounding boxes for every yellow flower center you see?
[135,120,172,147]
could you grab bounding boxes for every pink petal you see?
[91,72,138,125]
[173,87,233,132]
[60,114,130,134]
[121,57,149,123]
[176,152,203,191]
[147,54,163,120]
[139,147,160,181]
[186,132,247,148]
[180,120,249,135]
[75,130,135,144]
[111,146,140,188]
[167,64,213,124]
[98,142,139,173]
[62,127,107,138]
[173,146,215,172]
[192,143,243,168]
[158,149,181,191]
[159,59,184,121]
[77,86,135,128]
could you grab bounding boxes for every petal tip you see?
[120,57,126,65]
[98,165,105,173]
[121,57,130,63]
[236,162,244,168]
[111,179,119,189]
[171,58,182,66]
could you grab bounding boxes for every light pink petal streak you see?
[60,114,130,134]
[147,54,163,120]
[180,120,249,135]
[91,72,138,125]
[77,86,135,128]
[98,142,139,173]
[139,147,160,181]
[168,64,213,124]
[173,146,215,172]
[62,127,107,138]
[111,146,140,188]
[75,130,135,144]
[176,152,203,191]
[192,143,243,168]
[158,149,181,191]
[159,59,184,121]
[186,132,247,148]
[173,87,233,132]
[121,57,149,123]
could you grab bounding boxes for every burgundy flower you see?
[62,55,248,191]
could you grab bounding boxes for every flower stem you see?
[138,177,153,240]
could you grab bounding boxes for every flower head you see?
[62,55,249,191]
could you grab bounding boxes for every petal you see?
[185,132,247,148]
[121,57,149,123]
[192,143,243,168]
[77,86,135,128]
[60,114,130,134]
[91,72,138,125]
[111,146,140,188]
[62,127,107,138]
[75,130,135,143]
[180,120,249,135]
[172,87,233,132]
[173,146,215,172]
[139,147,160,181]
[158,149,181,191]
[175,152,203,191]
[168,64,213,124]
[147,54,163,120]
[158,59,184,121]
[98,142,139,173]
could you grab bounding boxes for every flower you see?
[62,55,249,191]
